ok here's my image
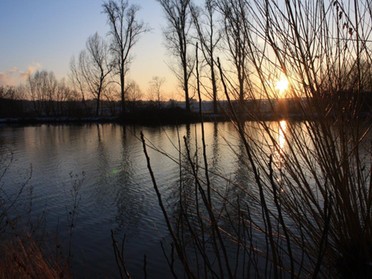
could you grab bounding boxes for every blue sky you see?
[0,0,177,96]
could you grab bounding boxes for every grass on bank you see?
[0,236,70,279]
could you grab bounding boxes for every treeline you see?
[2,82,372,121]
[2,0,372,121]
[0,83,185,120]
[0,70,145,118]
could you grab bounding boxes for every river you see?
[1,121,370,278]
[0,122,249,278]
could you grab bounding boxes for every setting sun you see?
[275,76,289,96]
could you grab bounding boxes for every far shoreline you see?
[0,112,316,127]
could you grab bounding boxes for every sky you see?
[0,0,179,98]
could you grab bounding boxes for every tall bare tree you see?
[218,0,249,105]
[191,0,221,114]
[69,56,87,107]
[75,32,112,116]
[102,0,147,114]
[157,0,194,112]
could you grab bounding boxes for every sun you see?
[275,76,289,96]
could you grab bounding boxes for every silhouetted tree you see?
[75,33,112,116]
[148,76,165,108]
[0,86,17,100]
[102,0,148,114]
[218,0,249,105]
[125,80,143,111]
[28,70,58,115]
[157,0,194,112]
[55,79,74,115]
[69,56,87,107]
[190,0,221,114]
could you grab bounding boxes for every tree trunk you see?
[120,67,126,114]
[211,60,218,114]
[183,57,190,112]
[96,95,100,116]
[184,71,191,112]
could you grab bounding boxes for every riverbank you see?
[0,110,310,126]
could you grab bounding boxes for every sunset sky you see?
[0,0,179,98]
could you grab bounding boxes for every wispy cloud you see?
[0,63,42,86]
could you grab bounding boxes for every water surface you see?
[3,121,365,277]
[0,123,243,278]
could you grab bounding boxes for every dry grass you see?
[0,236,70,279]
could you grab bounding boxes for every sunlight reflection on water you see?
[278,120,287,150]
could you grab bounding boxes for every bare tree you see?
[126,80,143,102]
[190,0,221,114]
[157,0,194,112]
[0,86,17,100]
[148,76,165,108]
[102,0,148,114]
[125,80,143,111]
[69,56,87,107]
[77,32,112,116]
[28,70,58,115]
[55,79,74,115]
[218,0,250,106]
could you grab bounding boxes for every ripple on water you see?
[0,123,248,277]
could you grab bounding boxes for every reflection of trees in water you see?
[156,122,270,275]
[150,121,336,277]
[218,126,268,267]
[108,118,372,277]
[87,124,146,237]
[114,126,144,233]
[94,124,112,204]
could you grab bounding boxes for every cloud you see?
[0,63,42,86]
[0,72,17,86]
[9,67,20,73]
